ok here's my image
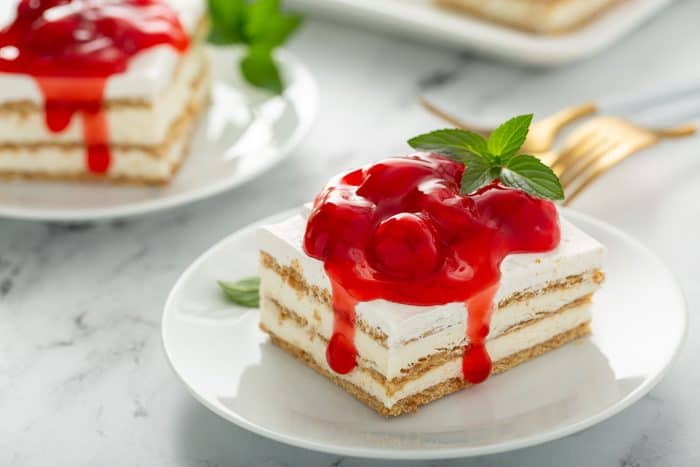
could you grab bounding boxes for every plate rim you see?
[287,0,674,65]
[161,207,688,459]
[0,48,319,223]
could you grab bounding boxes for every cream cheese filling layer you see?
[261,298,592,408]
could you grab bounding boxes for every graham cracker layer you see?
[260,250,602,346]
[435,0,621,34]
[261,321,591,417]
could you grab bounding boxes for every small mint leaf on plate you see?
[500,154,564,200]
[241,45,283,94]
[218,277,260,308]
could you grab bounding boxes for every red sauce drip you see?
[326,281,358,374]
[463,285,497,383]
[0,0,190,174]
[303,154,560,383]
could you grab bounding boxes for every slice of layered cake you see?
[257,120,605,416]
[0,0,209,184]
[435,0,619,34]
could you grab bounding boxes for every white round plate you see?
[162,208,686,459]
[0,48,318,222]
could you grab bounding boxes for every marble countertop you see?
[2,1,700,465]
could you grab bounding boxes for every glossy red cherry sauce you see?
[304,153,560,383]
[0,0,190,173]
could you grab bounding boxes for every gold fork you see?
[537,116,696,205]
[420,97,597,153]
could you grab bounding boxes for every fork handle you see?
[539,102,597,131]
[419,98,489,136]
[653,123,697,138]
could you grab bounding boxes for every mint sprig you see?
[408,114,564,200]
[208,0,302,94]
[218,277,260,307]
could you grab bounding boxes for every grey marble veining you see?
[2,0,700,465]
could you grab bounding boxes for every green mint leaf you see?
[253,14,303,48]
[407,129,489,160]
[218,277,260,308]
[460,154,495,194]
[487,114,533,160]
[240,45,284,94]
[207,0,246,44]
[500,154,564,200]
[244,0,278,40]
[207,27,240,45]
[207,0,302,93]
[245,0,301,45]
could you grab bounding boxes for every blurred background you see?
[2,1,699,466]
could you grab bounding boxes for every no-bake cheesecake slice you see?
[436,0,620,34]
[0,0,209,184]
[257,149,605,416]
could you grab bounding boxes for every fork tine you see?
[552,131,610,177]
[562,139,656,205]
[550,137,596,173]
[558,138,619,186]
[563,147,630,204]
[549,121,608,170]
[553,116,694,204]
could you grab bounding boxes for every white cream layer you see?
[257,211,605,346]
[442,0,615,33]
[0,0,205,104]
[261,297,592,408]
[0,45,207,146]
[261,263,599,379]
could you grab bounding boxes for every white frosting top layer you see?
[257,206,605,346]
[0,0,205,103]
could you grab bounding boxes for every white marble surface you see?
[2,1,700,465]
